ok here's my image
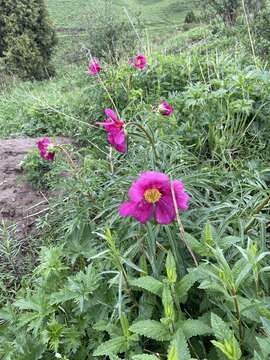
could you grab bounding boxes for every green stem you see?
[88,51,120,118]
[232,288,243,347]
[241,0,257,67]
[171,283,182,317]
[58,145,77,172]
[125,121,159,165]
[170,180,199,267]
[109,147,114,174]
[146,223,158,276]
[253,267,260,297]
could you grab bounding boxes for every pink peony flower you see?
[97,108,127,153]
[119,171,189,224]
[88,58,101,76]
[37,137,55,161]
[158,101,174,117]
[132,54,147,70]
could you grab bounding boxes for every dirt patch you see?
[0,137,70,238]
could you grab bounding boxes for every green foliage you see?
[252,5,270,58]
[201,0,266,26]
[129,320,171,341]
[184,10,197,24]
[129,276,163,296]
[23,104,71,136]
[22,149,54,189]
[93,336,128,356]
[182,319,212,339]
[84,0,140,62]
[201,0,241,25]
[132,356,159,360]
[22,148,66,190]
[168,329,190,360]
[0,0,57,80]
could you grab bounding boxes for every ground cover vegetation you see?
[1,0,270,359]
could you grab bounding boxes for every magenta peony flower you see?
[97,108,127,153]
[37,137,55,161]
[132,54,147,70]
[119,171,189,224]
[158,101,174,116]
[88,58,101,76]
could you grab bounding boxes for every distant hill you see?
[46,0,199,38]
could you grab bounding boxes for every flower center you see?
[144,188,162,203]
[137,59,142,65]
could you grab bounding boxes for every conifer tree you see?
[0,0,57,80]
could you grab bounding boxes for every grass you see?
[0,0,203,139]
[46,0,199,35]
[46,0,200,71]
[0,65,87,138]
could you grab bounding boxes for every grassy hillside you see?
[45,0,200,70]
[46,0,199,36]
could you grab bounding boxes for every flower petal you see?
[172,180,190,210]
[128,171,169,202]
[155,195,176,224]
[133,54,147,69]
[113,129,126,145]
[159,101,173,116]
[88,59,101,76]
[119,201,153,224]
[37,137,55,161]
[105,108,118,122]
[44,152,55,161]
[114,141,127,153]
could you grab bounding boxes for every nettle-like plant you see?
[2,221,269,359]
[1,49,270,360]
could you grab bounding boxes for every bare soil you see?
[0,137,70,238]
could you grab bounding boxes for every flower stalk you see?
[58,145,77,172]
[170,180,198,267]
[231,287,244,347]
[125,121,159,165]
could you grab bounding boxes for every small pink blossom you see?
[97,109,127,153]
[132,54,147,70]
[158,101,174,117]
[119,171,189,224]
[37,137,55,161]
[88,58,101,76]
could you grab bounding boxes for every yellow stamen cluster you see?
[144,188,162,204]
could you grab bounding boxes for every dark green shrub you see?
[200,0,241,25]
[201,0,266,26]
[184,10,197,24]
[23,104,71,136]
[84,0,140,62]
[22,148,67,189]
[252,5,270,57]
[22,149,54,189]
[0,0,57,80]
